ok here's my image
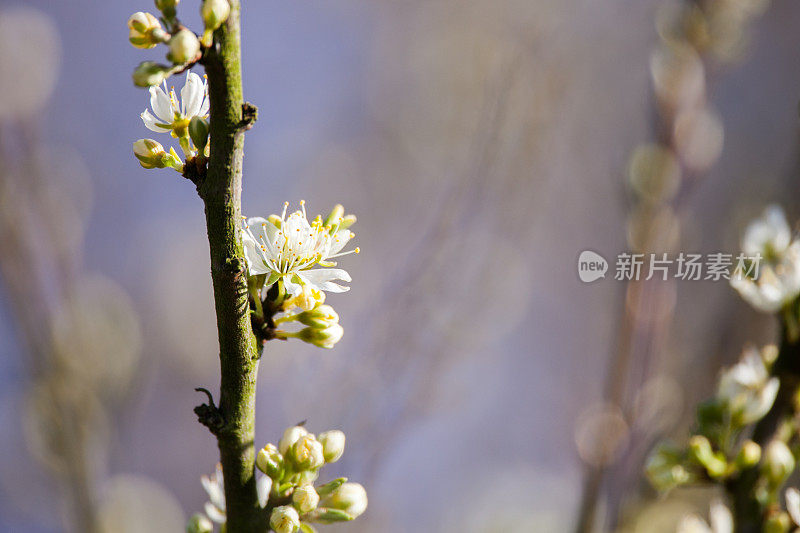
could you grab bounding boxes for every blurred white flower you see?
[786,487,800,526]
[676,500,732,533]
[717,346,779,425]
[201,463,226,523]
[242,201,357,300]
[141,72,209,137]
[731,205,800,313]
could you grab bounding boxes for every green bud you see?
[256,443,285,480]
[297,323,344,349]
[339,214,357,230]
[293,485,320,514]
[316,478,347,497]
[305,508,355,524]
[132,61,172,87]
[735,440,762,469]
[688,435,727,478]
[270,505,301,533]
[290,434,325,471]
[765,512,791,533]
[763,440,795,484]
[279,425,309,455]
[296,305,339,329]
[201,0,230,32]
[189,116,209,152]
[318,430,345,463]
[324,204,344,228]
[645,442,691,491]
[319,482,367,519]
[155,0,179,18]
[133,139,183,171]
[167,29,201,64]
[186,514,213,533]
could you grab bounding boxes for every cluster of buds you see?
[257,425,367,533]
[128,0,231,88]
[243,202,359,350]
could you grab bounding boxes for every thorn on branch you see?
[239,102,258,131]
[194,387,225,433]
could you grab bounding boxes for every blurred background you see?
[0,0,798,531]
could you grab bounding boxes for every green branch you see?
[196,1,266,530]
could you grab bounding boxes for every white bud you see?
[322,482,368,519]
[297,305,339,329]
[318,430,345,463]
[256,442,284,479]
[167,29,201,64]
[186,513,213,533]
[764,440,795,483]
[292,484,320,514]
[270,505,301,533]
[133,139,182,171]
[201,0,230,32]
[279,425,308,455]
[128,12,165,49]
[291,434,324,471]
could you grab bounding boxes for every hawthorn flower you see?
[242,201,358,307]
[717,346,779,425]
[140,72,209,153]
[676,500,732,533]
[201,463,226,523]
[731,205,800,313]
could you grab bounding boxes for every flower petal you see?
[182,72,204,117]
[328,229,353,255]
[149,85,174,123]
[140,110,171,133]
[298,268,351,293]
[787,488,800,526]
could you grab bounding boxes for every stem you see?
[198,2,266,531]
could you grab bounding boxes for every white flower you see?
[141,72,209,136]
[731,205,800,312]
[270,506,301,533]
[201,463,226,523]
[279,425,309,456]
[320,482,368,519]
[786,487,800,527]
[242,201,358,301]
[676,500,732,533]
[717,346,779,425]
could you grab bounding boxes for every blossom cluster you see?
[243,201,359,350]
[190,425,367,533]
[128,0,227,171]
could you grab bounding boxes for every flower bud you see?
[256,473,272,508]
[128,12,167,48]
[282,284,325,312]
[133,139,183,171]
[297,305,339,329]
[735,440,762,469]
[291,434,325,471]
[321,482,368,519]
[270,505,301,533]
[256,443,284,480]
[298,323,344,349]
[279,425,308,455]
[318,430,345,463]
[293,485,320,514]
[201,0,230,32]
[764,440,795,484]
[295,469,319,486]
[155,0,179,18]
[339,214,357,230]
[189,116,209,152]
[167,29,201,65]
[688,435,727,478]
[324,204,345,228]
[645,442,691,491]
[765,512,791,533]
[186,514,213,533]
[132,61,172,87]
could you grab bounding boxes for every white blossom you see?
[200,463,226,523]
[717,346,779,425]
[786,487,800,527]
[676,500,732,533]
[140,72,209,136]
[242,201,358,302]
[731,205,800,312]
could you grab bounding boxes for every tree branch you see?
[197,2,267,530]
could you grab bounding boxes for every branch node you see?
[239,102,258,131]
[194,387,225,433]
